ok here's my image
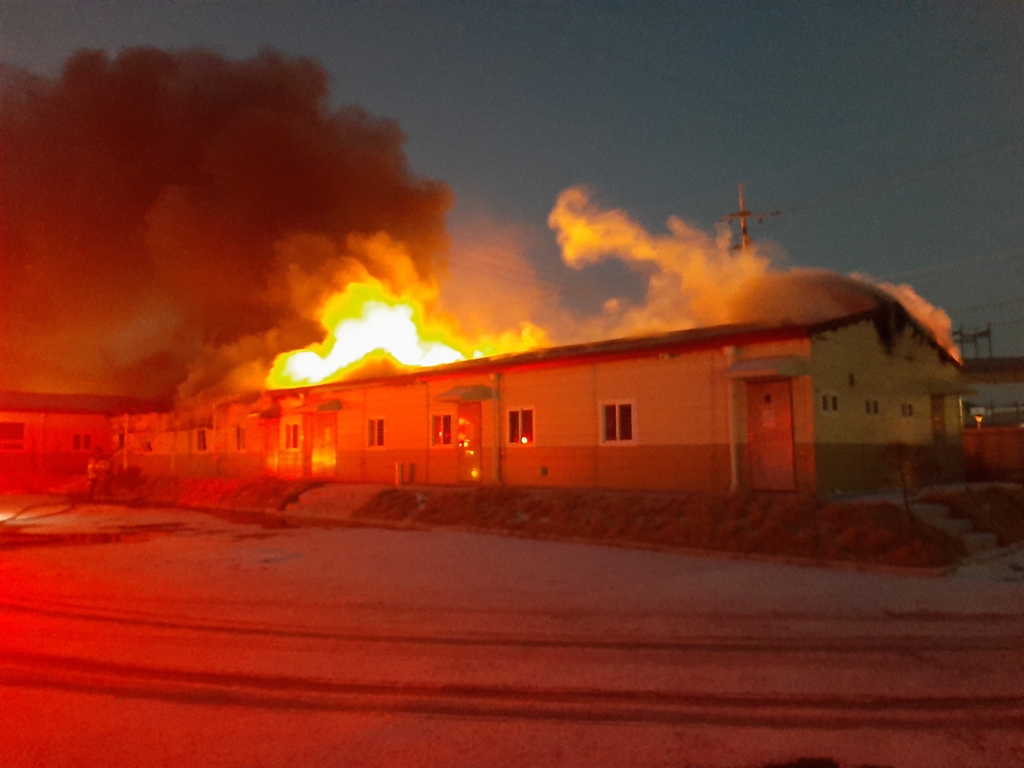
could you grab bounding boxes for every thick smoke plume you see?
[0,48,451,401]
[546,187,959,359]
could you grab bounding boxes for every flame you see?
[266,276,544,389]
[266,189,960,392]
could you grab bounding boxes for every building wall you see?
[496,351,737,491]
[808,321,964,494]
[122,347,756,492]
[117,327,964,495]
[0,411,114,475]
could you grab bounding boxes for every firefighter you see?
[86,447,111,500]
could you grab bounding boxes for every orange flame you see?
[266,276,545,389]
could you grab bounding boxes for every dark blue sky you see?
[4,1,1022,353]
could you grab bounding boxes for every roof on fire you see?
[270,304,959,396]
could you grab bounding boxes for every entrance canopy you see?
[724,356,809,380]
[435,385,493,402]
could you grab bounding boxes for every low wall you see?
[963,427,1024,482]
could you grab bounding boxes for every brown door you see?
[930,395,946,445]
[311,412,337,478]
[746,380,796,491]
[457,402,482,483]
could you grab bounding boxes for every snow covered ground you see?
[1,494,1021,768]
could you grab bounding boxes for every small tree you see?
[882,441,939,520]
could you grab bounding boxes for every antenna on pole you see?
[720,182,779,251]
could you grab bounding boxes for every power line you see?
[948,297,1024,315]
[877,249,1023,281]
[775,134,1024,218]
[989,315,1024,329]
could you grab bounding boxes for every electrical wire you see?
[877,249,1024,281]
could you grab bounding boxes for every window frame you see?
[598,400,637,445]
[0,421,25,451]
[367,417,386,448]
[196,428,207,452]
[819,390,840,415]
[864,398,880,416]
[506,407,536,446]
[431,413,454,447]
[283,422,301,451]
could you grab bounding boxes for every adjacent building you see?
[0,392,155,479]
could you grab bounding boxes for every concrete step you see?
[962,532,1000,555]
[910,503,951,524]
[285,483,388,520]
[933,518,975,537]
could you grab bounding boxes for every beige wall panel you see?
[734,338,811,360]
[811,322,960,446]
[363,448,428,484]
[810,321,964,493]
[789,376,815,446]
[364,383,429,449]
[501,446,596,488]
[501,443,733,492]
[336,401,368,455]
[218,453,265,478]
[334,450,364,482]
[498,366,596,447]
[595,445,731,492]
[426,448,459,485]
[594,354,728,446]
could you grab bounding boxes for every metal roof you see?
[0,391,163,414]
[270,320,816,396]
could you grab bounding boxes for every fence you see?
[962,426,1024,482]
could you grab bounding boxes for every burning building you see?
[118,295,965,496]
[1,48,969,495]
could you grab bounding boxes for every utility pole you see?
[952,322,993,358]
[720,183,779,251]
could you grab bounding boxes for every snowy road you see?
[1,494,1021,767]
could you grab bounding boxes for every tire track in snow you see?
[2,650,1022,729]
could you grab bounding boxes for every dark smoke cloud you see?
[0,47,452,401]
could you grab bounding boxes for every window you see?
[864,399,879,415]
[72,433,92,451]
[285,423,300,450]
[901,402,915,418]
[507,409,534,445]
[368,418,385,447]
[196,429,207,451]
[432,414,452,446]
[0,422,25,451]
[235,426,246,451]
[820,392,839,413]
[601,402,634,443]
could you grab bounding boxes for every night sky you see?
[3,1,1022,362]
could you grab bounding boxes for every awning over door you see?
[724,356,809,380]
[436,385,493,402]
